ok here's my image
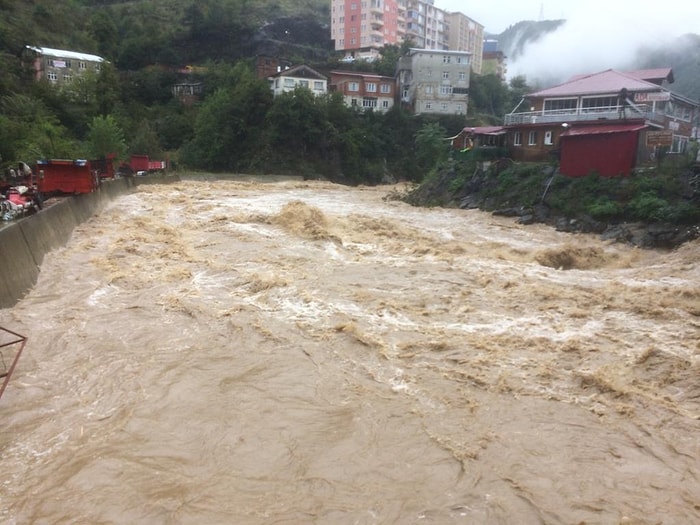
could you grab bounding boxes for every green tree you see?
[85,115,126,160]
[414,122,448,179]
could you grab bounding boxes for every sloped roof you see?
[560,122,647,137]
[274,64,327,80]
[528,69,662,98]
[26,46,105,63]
[625,68,674,84]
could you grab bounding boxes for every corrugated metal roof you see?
[528,69,660,98]
[625,68,674,84]
[560,123,646,137]
[26,46,105,63]
[462,126,506,135]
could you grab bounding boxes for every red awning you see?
[560,123,646,137]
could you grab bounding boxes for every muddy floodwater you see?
[1,180,699,524]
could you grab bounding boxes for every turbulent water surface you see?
[1,180,699,524]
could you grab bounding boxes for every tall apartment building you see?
[331,1,484,73]
[446,12,484,74]
[330,0,407,61]
[396,48,471,115]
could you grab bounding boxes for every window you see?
[456,103,464,114]
[366,82,377,92]
[544,98,577,113]
[528,131,537,146]
[426,85,433,95]
[349,81,359,91]
[440,85,452,95]
[425,102,432,110]
[458,71,466,81]
[63,74,72,83]
[671,135,687,154]
[380,83,391,93]
[314,81,324,90]
[299,80,309,88]
[362,97,377,108]
[440,102,448,111]
[544,131,553,145]
[442,71,449,79]
[582,96,618,112]
[382,100,390,108]
[442,55,451,63]
[514,131,522,146]
[95,63,101,71]
[47,71,57,82]
[79,61,87,70]
[284,78,295,88]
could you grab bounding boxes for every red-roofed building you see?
[329,71,396,113]
[499,68,699,176]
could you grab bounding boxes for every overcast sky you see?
[438,1,700,83]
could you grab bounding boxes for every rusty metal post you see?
[0,326,28,400]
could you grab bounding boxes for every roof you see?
[463,126,506,136]
[330,70,394,81]
[625,68,674,84]
[560,122,647,137]
[528,69,662,98]
[273,64,327,81]
[25,46,105,63]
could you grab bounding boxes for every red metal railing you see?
[0,326,27,400]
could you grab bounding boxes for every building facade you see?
[451,67,699,177]
[396,48,470,116]
[330,0,482,66]
[329,71,396,112]
[446,12,484,74]
[330,0,407,61]
[22,46,105,86]
[269,65,328,97]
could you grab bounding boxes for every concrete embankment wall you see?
[0,172,302,309]
[0,177,139,309]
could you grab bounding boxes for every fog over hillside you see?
[493,2,699,90]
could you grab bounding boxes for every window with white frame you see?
[380,83,391,93]
[349,81,359,91]
[528,130,537,145]
[442,71,449,79]
[314,81,324,90]
[362,97,377,108]
[425,102,432,110]
[442,55,451,63]
[514,131,522,146]
[283,78,295,88]
[47,71,57,82]
[440,102,448,111]
[440,85,452,95]
[544,130,553,145]
[366,82,377,92]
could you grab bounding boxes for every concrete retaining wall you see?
[0,172,298,309]
[0,177,137,309]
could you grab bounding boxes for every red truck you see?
[35,159,100,195]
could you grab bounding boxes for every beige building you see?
[396,48,470,116]
[22,46,105,86]
[445,12,484,74]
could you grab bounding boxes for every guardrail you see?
[0,326,27,400]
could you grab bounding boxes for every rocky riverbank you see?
[400,159,700,249]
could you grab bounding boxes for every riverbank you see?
[401,159,700,249]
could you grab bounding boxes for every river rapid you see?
[1,180,698,525]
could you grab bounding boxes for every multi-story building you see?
[22,46,105,86]
[331,1,483,73]
[330,0,406,61]
[329,70,396,112]
[482,40,508,81]
[446,12,484,74]
[396,48,471,115]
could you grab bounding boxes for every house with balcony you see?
[269,64,328,97]
[492,67,698,176]
[329,71,396,112]
[22,46,106,87]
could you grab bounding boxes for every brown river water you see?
[1,180,699,524]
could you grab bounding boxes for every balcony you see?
[504,104,666,126]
